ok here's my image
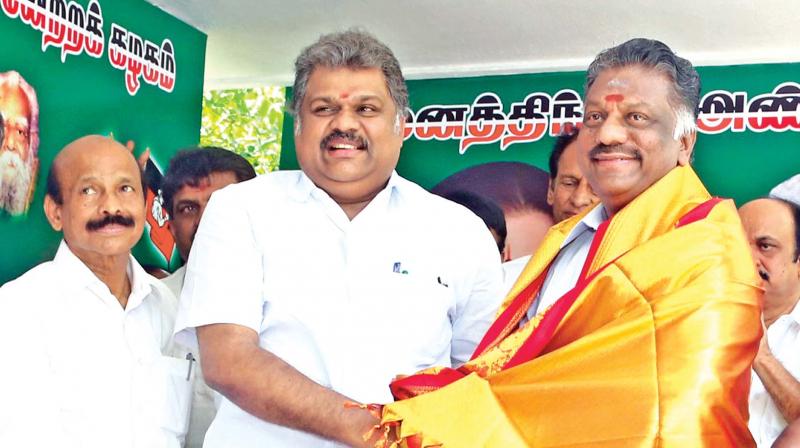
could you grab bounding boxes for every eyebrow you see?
[76,175,136,184]
[309,94,383,103]
[755,236,779,245]
[175,199,200,207]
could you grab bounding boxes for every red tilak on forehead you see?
[339,92,350,99]
[605,94,624,103]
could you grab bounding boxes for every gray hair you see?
[289,29,409,126]
[585,38,701,139]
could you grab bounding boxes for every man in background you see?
[0,71,39,215]
[503,131,599,294]
[161,147,257,296]
[740,198,800,447]
[0,135,189,446]
[158,146,256,448]
[546,129,599,223]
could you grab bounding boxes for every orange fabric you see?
[382,166,762,447]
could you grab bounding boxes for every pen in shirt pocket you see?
[185,353,195,381]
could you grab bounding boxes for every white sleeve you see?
[448,218,505,366]
[173,188,265,349]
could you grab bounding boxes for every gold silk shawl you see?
[382,165,762,447]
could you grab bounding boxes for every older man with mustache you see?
[0,135,192,447]
[378,38,761,447]
[172,30,503,448]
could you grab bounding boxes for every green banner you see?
[280,63,799,204]
[0,0,206,284]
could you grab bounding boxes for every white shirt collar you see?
[52,240,158,311]
[559,204,608,249]
[784,298,800,326]
[289,170,403,204]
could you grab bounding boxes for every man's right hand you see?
[196,323,381,446]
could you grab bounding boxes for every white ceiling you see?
[145,0,800,90]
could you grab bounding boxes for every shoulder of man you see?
[392,174,493,234]
[207,169,305,209]
[0,259,58,308]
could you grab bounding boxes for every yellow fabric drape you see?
[383,166,762,447]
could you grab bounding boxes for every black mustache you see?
[320,130,368,150]
[86,214,135,231]
[589,144,641,160]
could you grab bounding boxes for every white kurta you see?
[0,241,192,448]
[175,170,505,448]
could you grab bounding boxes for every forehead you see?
[557,141,582,175]
[586,65,675,106]
[0,83,31,119]
[60,142,140,188]
[304,66,392,102]
[741,200,795,239]
[175,171,239,198]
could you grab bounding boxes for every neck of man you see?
[76,250,132,309]
[763,290,800,327]
[336,195,377,220]
[328,179,390,221]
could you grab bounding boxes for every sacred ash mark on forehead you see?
[606,77,628,89]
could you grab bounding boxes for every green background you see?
[280,63,799,203]
[0,0,206,284]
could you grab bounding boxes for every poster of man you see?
[0,71,39,216]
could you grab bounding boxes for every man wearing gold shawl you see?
[378,38,762,447]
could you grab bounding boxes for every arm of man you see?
[174,182,384,447]
[753,333,800,422]
[198,323,379,447]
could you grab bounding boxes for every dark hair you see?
[431,162,552,216]
[585,38,701,135]
[775,198,800,262]
[548,128,580,180]
[45,149,144,205]
[439,190,507,253]
[161,147,256,215]
[45,164,62,204]
[289,29,408,122]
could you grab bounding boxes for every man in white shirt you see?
[173,30,503,447]
[160,146,256,447]
[0,135,191,447]
[740,198,800,447]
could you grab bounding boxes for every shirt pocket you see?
[147,355,194,441]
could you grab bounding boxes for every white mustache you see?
[0,149,33,214]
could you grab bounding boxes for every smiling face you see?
[294,66,403,213]
[547,140,599,222]
[577,65,695,214]
[739,199,800,307]
[44,136,145,265]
